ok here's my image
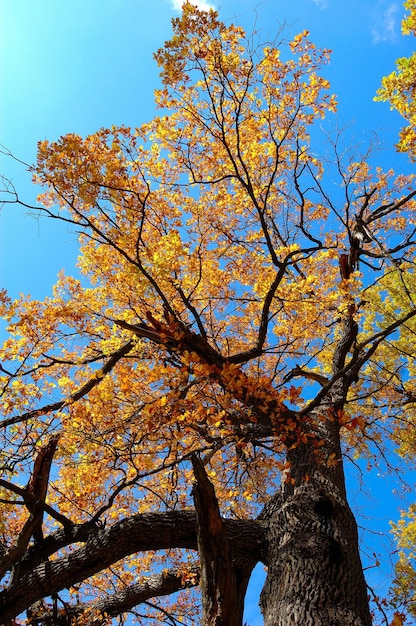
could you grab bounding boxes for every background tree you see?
[375,0,416,160]
[376,0,416,619]
[0,3,415,625]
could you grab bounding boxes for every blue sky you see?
[1,0,414,297]
[0,0,414,623]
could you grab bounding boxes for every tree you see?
[0,3,415,624]
[375,0,416,160]
[375,1,416,619]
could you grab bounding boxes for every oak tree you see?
[0,3,415,625]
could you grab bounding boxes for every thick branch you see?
[34,566,200,624]
[192,455,242,626]
[300,307,416,416]
[0,437,60,581]
[0,511,265,622]
[115,318,296,431]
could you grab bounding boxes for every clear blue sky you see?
[0,1,414,623]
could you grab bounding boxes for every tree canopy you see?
[0,2,415,624]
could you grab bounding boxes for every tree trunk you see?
[260,412,372,626]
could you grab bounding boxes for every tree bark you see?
[260,413,372,626]
[192,454,251,626]
[0,512,263,623]
[22,567,201,624]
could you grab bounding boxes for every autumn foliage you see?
[0,2,415,624]
[375,0,416,159]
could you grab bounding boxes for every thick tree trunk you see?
[260,413,372,626]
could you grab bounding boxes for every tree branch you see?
[30,565,200,624]
[0,511,265,622]
[0,340,135,429]
[191,454,242,626]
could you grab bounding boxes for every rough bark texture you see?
[260,440,372,626]
[0,512,263,623]
[23,566,201,625]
